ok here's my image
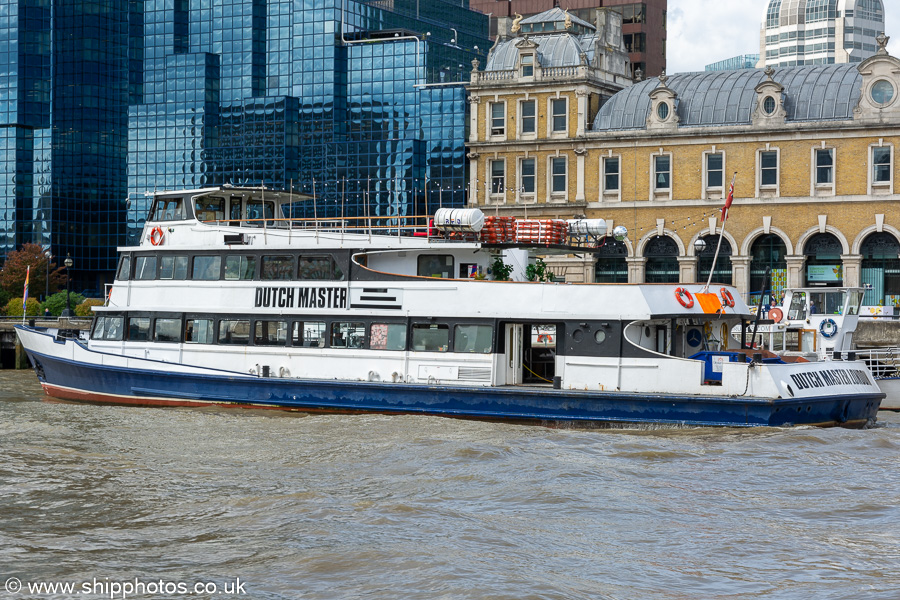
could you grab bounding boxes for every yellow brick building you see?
[468,23,900,307]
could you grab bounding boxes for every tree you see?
[41,291,86,317]
[5,297,41,317]
[0,243,67,299]
[75,298,104,317]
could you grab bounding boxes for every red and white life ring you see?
[720,287,735,307]
[769,307,784,323]
[149,226,164,246]
[675,287,694,309]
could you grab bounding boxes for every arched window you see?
[766,0,784,29]
[860,232,900,306]
[594,239,628,283]
[695,235,733,285]
[750,234,787,304]
[644,236,679,283]
[803,232,843,287]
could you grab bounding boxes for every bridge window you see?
[127,317,151,341]
[92,316,124,341]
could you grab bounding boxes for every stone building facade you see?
[467,27,900,308]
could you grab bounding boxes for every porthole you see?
[871,80,895,106]
[763,95,776,115]
[594,330,606,344]
[572,329,584,342]
[657,102,669,120]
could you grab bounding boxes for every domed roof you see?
[486,33,596,71]
[592,64,862,131]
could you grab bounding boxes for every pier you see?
[0,318,90,369]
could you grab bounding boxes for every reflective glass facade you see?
[0,0,487,287]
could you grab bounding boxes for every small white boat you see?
[14,186,885,427]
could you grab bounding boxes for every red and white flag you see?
[721,173,736,221]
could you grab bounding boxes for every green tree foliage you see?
[41,291,85,317]
[75,298,105,317]
[6,297,41,317]
[0,243,67,299]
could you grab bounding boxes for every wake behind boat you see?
[16,186,884,427]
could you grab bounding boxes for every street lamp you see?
[44,250,52,302]
[62,253,73,317]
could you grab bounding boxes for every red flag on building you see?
[721,173,736,221]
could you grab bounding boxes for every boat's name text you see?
[789,368,871,390]
[254,286,347,309]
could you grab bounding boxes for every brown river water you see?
[1,369,899,600]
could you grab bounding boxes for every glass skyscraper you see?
[1,0,487,289]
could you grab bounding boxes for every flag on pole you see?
[23,265,30,311]
[721,173,736,221]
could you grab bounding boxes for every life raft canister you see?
[819,318,838,339]
[720,287,735,307]
[675,287,694,309]
[149,226,165,246]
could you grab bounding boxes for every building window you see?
[656,102,669,120]
[815,148,834,185]
[520,158,535,195]
[520,100,536,135]
[550,157,567,194]
[760,150,779,187]
[490,160,505,195]
[763,96,776,114]
[551,98,567,133]
[654,155,671,190]
[490,102,505,136]
[873,146,892,183]
[706,152,723,188]
[520,54,534,77]
[603,157,620,192]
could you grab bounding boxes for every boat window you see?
[128,317,151,341]
[261,255,293,280]
[255,320,288,346]
[788,292,807,320]
[92,316,124,341]
[412,324,450,352]
[292,321,326,347]
[184,318,214,344]
[331,322,366,349]
[225,255,257,280]
[134,256,157,280]
[218,319,251,345]
[159,255,188,280]
[825,291,844,314]
[370,323,407,350]
[299,255,344,280]
[154,318,182,343]
[195,197,225,222]
[229,196,242,224]
[454,325,493,353]
[152,198,186,221]
[116,255,131,281]
[246,200,275,226]
[192,256,221,280]
[846,291,862,315]
[418,255,454,278]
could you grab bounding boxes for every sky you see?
[666,0,900,74]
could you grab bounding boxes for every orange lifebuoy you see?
[769,307,784,323]
[675,287,694,309]
[720,287,735,307]
[150,226,164,246]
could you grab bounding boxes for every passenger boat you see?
[751,287,900,410]
[15,186,885,427]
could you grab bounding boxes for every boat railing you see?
[849,348,900,379]
[200,215,436,237]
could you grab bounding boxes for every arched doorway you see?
[803,232,843,287]
[695,234,733,285]
[644,236,679,283]
[860,232,900,307]
[749,234,787,305]
[594,239,628,283]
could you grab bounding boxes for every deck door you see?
[505,323,524,385]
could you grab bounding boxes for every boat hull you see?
[20,334,882,429]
